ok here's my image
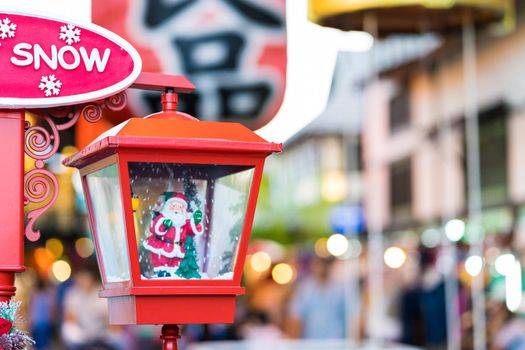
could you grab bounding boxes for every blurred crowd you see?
[19,261,162,350]
[13,237,525,350]
[374,241,525,350]
[16,247,360,349]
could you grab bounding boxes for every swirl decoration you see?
[24,92,128,241]
[24,168,58,242]
[81,104,103,123]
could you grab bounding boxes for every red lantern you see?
[63,74,281,329]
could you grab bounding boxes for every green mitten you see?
[163,219,173,228]
[193,210,203,224]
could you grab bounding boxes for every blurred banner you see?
[88,0,286,135]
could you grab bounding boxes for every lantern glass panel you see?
[86,164,131,283]
[129,162,254,280]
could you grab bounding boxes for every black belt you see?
[156,236,179,245]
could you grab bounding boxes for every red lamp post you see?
[0,110,25,302]
[63,74,281,348]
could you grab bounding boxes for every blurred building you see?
[253,52,366,242]
[362,8,525,246]
[253,35,441,243]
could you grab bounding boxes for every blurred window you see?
[390,157,412,221]
[321,137,343,171]
[389,80,411,133]
[478,105,508,207]
[346,135,362,172]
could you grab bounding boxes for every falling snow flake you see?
[39,75,62,97]
[0,17,17,46]
[59,24,81,45]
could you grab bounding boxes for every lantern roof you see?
[65,74,282,168]
[309,0,512,36]
[64,114,282,168]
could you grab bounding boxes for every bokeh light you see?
[51,260,72,282]
[384,246,407,269]
[327,234,349,257]
[465,255,484,277]
[45,238,64,258]
[347,238,362,258]
[272,263,294,285]
[314,238,331,258]
[321,171,347,203]
[506,260,522,312]
[445,219,465,242]
[421,228,441,248]
[34,247,55,272]
[495,254,516,276]
[75,237,95,258]
[250,251,272,272]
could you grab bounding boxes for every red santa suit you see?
[142,195,203,275]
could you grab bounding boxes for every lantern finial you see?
[131,73,199,121]
[161,90,178,112]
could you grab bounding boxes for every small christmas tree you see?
[176,236,201,279]
[183,176,202,207]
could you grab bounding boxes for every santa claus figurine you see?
[142,192,204,277]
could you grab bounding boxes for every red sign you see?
[0,11,142,108]
[92,0,286,130]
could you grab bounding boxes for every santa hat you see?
[164,193,189,210]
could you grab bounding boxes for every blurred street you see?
[11,0,525,350]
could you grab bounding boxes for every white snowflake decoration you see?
[59,24,81,45]
[0,17,17,46]
[39,75,63,97]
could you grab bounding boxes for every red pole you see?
[0,110,26,302]
[161,325,181,350]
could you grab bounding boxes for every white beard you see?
[161,208,187,228]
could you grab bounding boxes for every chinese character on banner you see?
[91,0,286,131]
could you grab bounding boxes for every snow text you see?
[10,43,111,73]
